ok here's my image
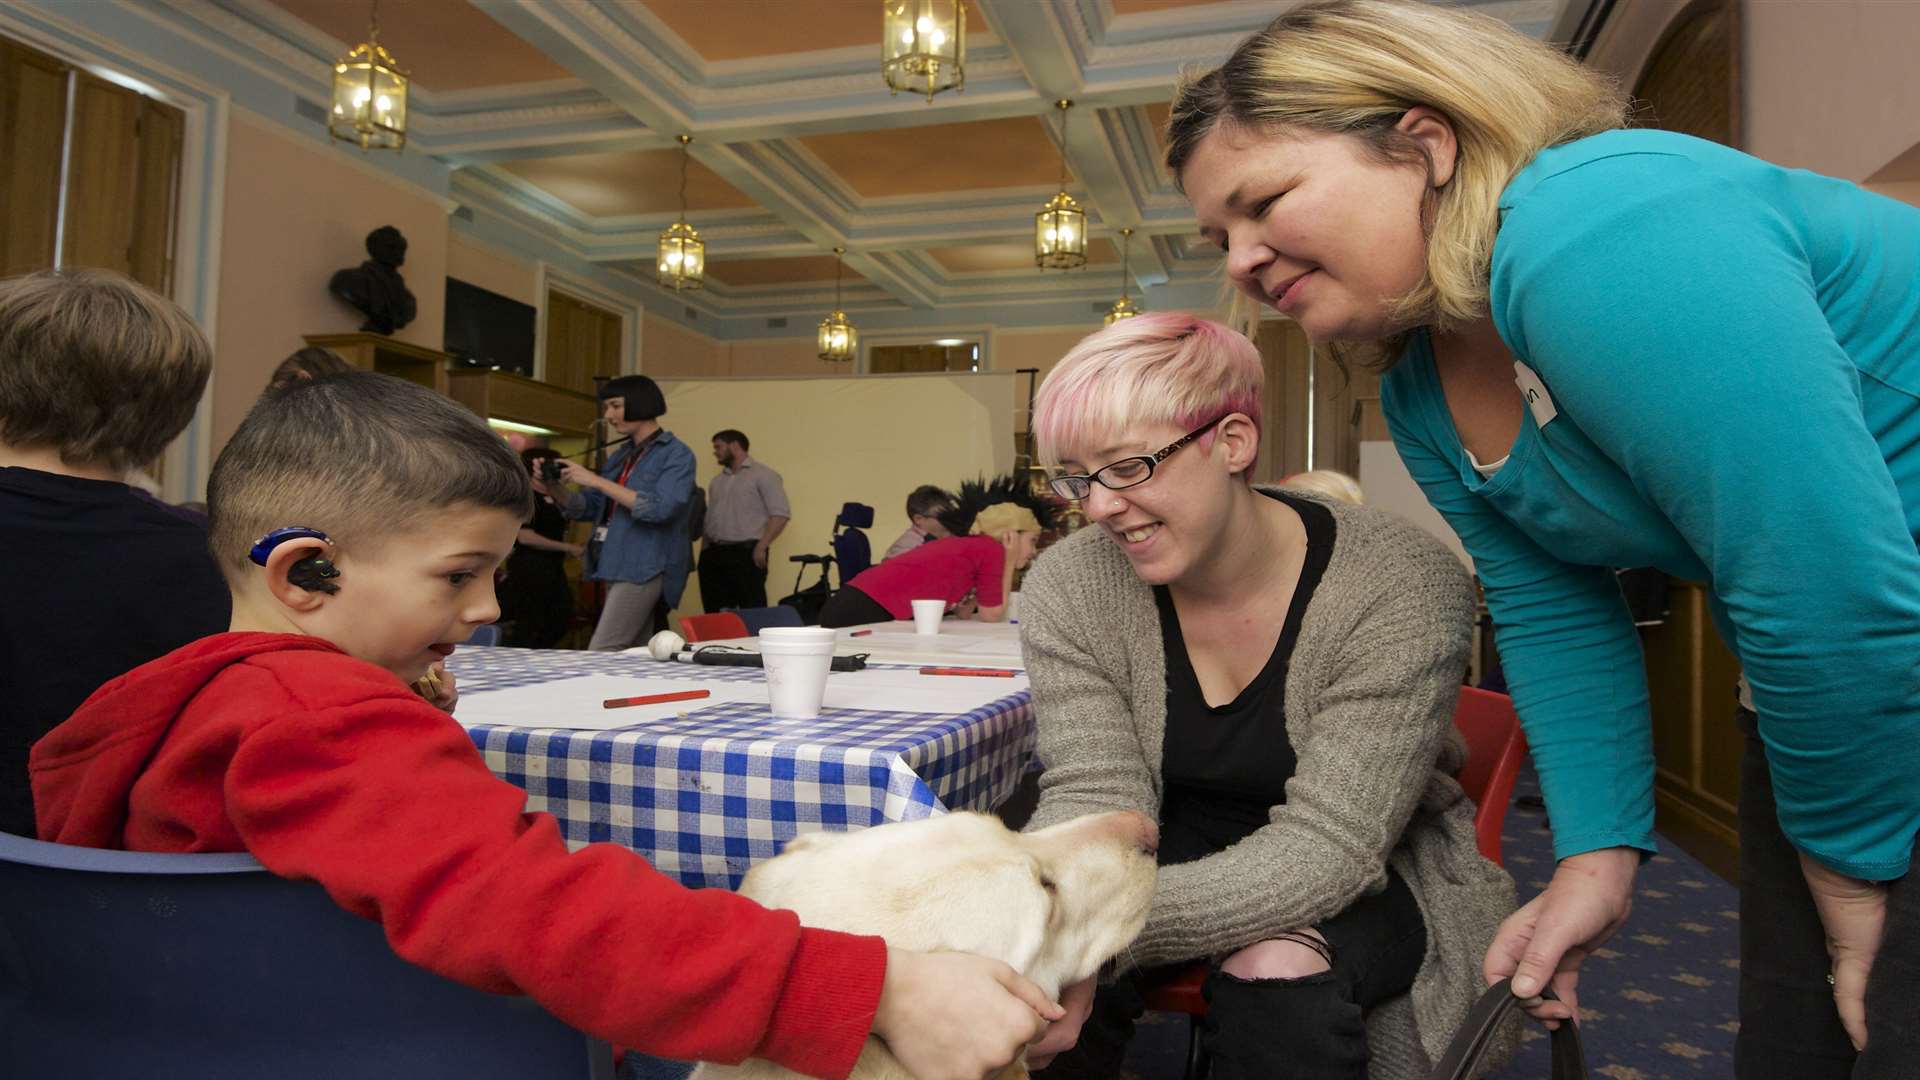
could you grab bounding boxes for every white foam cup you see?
[758,626,837,719]
[911,599,945,636]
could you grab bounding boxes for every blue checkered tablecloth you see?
[446,646,1035,889]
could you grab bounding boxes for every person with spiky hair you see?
[817,473,1053,629]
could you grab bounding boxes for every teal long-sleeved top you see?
[1381,129,1920,881]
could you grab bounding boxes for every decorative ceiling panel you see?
[1108,0,1235,14]
[497,149,757,217]
[797,116,1065,198]
[262,0,571,91]
[637,0,991,62]
[927,239,1119,274]
[705,255,871,288]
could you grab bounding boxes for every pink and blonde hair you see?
[1032,312,1263,468]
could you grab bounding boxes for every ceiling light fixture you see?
[882,0,965,102]
[818,247,858,363]
[328,0,408,151]
[1105,228,1142,325]
[1035,100,1087,270]
[656,134,705,291]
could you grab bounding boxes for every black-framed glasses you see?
[1048,416,1226,500]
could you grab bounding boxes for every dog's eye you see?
[1039,876,1057,893]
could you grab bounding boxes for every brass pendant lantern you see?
[1105,228,1142,325]
[656,134,706,291]
[1035,100,1087,270]
[328,0,408,151]
[818,247,858,363]
[883,0,966,102]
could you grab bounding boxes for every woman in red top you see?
[819,502,1041,627]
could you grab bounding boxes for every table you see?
[446,645,1035,889]
[695,619,1029,670]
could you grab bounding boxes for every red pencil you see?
[849,629,874,637]
[603,689,711,709]
[918,666,1017,678]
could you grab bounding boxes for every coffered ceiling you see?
[173,0,1584,324]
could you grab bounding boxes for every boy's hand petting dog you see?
[1024,975,1095,1068]
[873,948,1061,1080]
[414,662,458,712]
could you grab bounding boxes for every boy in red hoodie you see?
[31,371,1057,1080]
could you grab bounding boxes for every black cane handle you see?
[1426,979,1586,1080]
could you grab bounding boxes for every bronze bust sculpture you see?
[328,225,417,335]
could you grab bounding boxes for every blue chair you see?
[832,502,874,585]
[0,832,613,1080]
[731,604,804,635]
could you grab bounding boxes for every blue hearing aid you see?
[249,526,340,594]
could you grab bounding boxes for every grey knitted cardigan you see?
[1019,493,1517,1075]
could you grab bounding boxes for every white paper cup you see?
[911,599,945,636]
[1006,591,1021,622]
[759,626,837,719]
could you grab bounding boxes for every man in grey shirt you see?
[699,429,789,612]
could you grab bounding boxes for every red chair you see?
[1140,686,1525,1079]
[679,612,749,643]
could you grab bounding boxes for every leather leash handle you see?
[1426,978,1587,1080]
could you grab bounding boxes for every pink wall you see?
[446,234,536,306]
[990,325,1098,386]
[211,111,448,454]
[1744,0,1920,183]
[730,337,839,376]
[641,312,727,376]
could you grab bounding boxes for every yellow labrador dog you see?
[691,809,1159,1080]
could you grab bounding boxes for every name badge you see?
[594,526,609,542]
[1513,361,1559,428]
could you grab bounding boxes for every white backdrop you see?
[658,372,1019,618]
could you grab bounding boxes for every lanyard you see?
[601,441,647,525]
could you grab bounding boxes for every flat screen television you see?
[443,277,536,376]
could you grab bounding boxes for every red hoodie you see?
[31,632,886,1077]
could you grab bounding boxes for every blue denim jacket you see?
[562,429,695,606]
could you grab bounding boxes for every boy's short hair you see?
[207,371,533,579]
[0,269,211,472]
[905,485,953,519]
[711,429,749,451]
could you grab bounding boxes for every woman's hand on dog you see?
[1024,975,1096,1068]
[875,948,1063,1080]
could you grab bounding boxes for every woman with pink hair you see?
[1019,312,1512,1079]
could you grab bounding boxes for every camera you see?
[538,458,566,487]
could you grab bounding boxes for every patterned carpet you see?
[1119,765,1743,1079]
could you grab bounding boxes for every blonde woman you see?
[1020,313,1512,1079]
[1166,1,1920,1074]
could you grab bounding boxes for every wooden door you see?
[0,38,69,277]
[543,290,624,396]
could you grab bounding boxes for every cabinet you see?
[446,369,597,436]
[303,332,450,395]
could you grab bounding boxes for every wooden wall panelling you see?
[61,73,140,278]
[1639,579,1742,878]
[543,289,622,396]
[1254,319,1310,482]
[0,38,68,277]
[129,97,183,294]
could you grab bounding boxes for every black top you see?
[0,467,229,836]
[1156,491,1335,862]
[521,494,569,557]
